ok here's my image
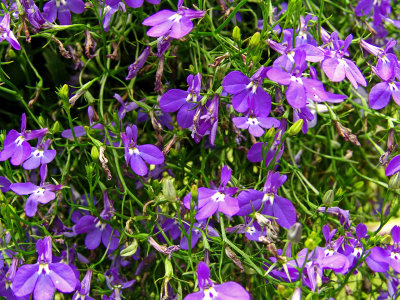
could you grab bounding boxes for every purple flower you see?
[114,93,139,121]
[267,50,328,108]
[142,4,205,39]
[317,207,351,229]
[192,95,219,146]
[222,66,271,115]
[340,223,367,269]
[0,176,11,192]
[100,0,126,32]
[42,0,85,25]
[159,73,201,129]
[366,225,400,273]
[125,46,151,80]
[103,268,135,300]
[0,14,20,50]
[72,269,94,300]
[120,124,164,176]
[184,261,250,300]
[61,106,103,139]
[386,154,400,176]
[226,217,265,242]
[125,0,160,9]
[21,0,45,30]
[10,165,62,217]
[12,237,76,300]
[0,113,48,166]
[236,171,296,229]
[321,33,367,89]
[22,138,56,170]
[180,220,219,250]
[193,165,239,220]
[73,191,120,251]
[0,257,29,300]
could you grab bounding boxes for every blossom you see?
[73,191,120,251]
[20,0,45,30]
[142,4,206,39]
[125,0,160,9]
[10,165,62,217]
[22,138,56,170]
[0,14,20,50]
[222,66,271,115]
[12,237,76,300]
[72,269,94,300]
[236,171,296,229]
[386,154,400,176]
[114,93,139,121]
[180,221,219,250]
[100,0,126,32]
[120,124,164,176]
[42,0,85,25]
[192,94,219,145]
[159,73,201,129]
[0,257,29,299]
[184,261,250,300]
[103,268,135,300]
[125,46,151,80]
[61,106,103,139]
[0,113,48,166]
[193,165,239,220]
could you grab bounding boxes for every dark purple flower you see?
[223,66,271,115]
[237,171,296,229]
[125,0,160,8]
[0,257,29,300]
[103,268,135,300]
[73,191,120,251]
[184,261,250,300]
[21,0,45,30]
[0,113,48,166]
[10,165,62,217]
[159,73,201,129]
[42,0,85,25]
[12,237,76,300]
[0,14,20,50]
[126,46,151,80]
[120,124,164,176]
[192,165,239,220]
[0,176,11,192]
[386,154,400,176]
[192,95,219,146]
[142,4,205,39]
[317,207,351,229]
[72,269,94,300]
[340,223,367,269]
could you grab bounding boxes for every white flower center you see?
[246,117,259,126]
[169,14,183,23]
[35,188,45,196]
[203,286,218,300]
[262,193,274,205]
[128,147,140,155]
[324,249,334,257]
[352,247,362,258]
[33,149,44,158]
[246,226,256,235]
[391,252,400,260]
[290,76,303,84]
[389,82,398,92]
[211,192,225,202]
[38,263,50,275]
[15,136,25,146]
[245,82,258,94]
[287,51,295,63]
[95,220,107,231]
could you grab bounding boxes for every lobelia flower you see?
[317,207,351,229]
[42,0,85,25]
[10,164,62,217]
[124,0,160,9]
[385,154,400,176]
[0,13,21,50]
[293,106,315,134]
[99,0,126,32]
[120,124,164,176]
[61,106,103,139]
[236,171,296,229]
[142,1,206,39]
[21,0,46,30]
[366,225,400,273]
[355,0,399,27]
[12,237,76,300]
[0,113,48,166]
[0,257,29,300]
[103,268,136,300]
[320,33,367,89]
[22,138,56,170]
[73,191,120,251]
[193,165,239,220]
[184,261,250,300]
[192,94,219,146]
[267,50,328,109]
[226,217,266,242]
[368,59,400,110]
[125,46,151,80]
[340,223,367,270]
[222,66,271,115]
[72,269,94,300]
[114,93,139,121]
[180,220,219,250]
[159,73,201,129]
[0,176,11,192]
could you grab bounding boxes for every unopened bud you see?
[91,146,99,160]
[51,121,61,134]
[287,119,304,136]
[322,189,334,206]
[305,238,316,250]
[249,32,260,48]
[58,84,69,100]
[254,212,270,227]
[163,178,176,202]
[120,239,138,257]
[265,127,276,139]
[191,185,198,200]
[287,222,302,243]
[38,116,46,127]
[232,26,241,42]
[164,258,174,278]
[97,273,105,283]
[389,172,400,190]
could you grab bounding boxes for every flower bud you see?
[120,239,138,257]
[287,119,303,136]
[58,84,69,101]
[91,146,99,160]
[254,212,271,227]
[389,172,400,190]
[232,26,241,42]
[322,189,334,206]
[38,116,46,127]
[97,273,105,283]
[265,127,276,139]
[164,258,174,278]
[287,222,302,243]
[51,121,61,134]
[305,238,316,250]
[249,32,260,48]
[163,178,176,202]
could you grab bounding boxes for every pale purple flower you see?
[192,95,219,146]
[236,171,296,229]
[10,165,62,217]
[226,217,265,242]
[159,73,201,129]
[180,221,219,250]
[0,257,29,300]
[0,14,20,50]
[120,124,164,176]
[72,269,94,300]
[317,207,351,229]
[73,191,120,251]
[114,93,139,121]
[125,0,160,8]
[103,268,135,300]
[126,46,151,80]
[142,4,205,39]
[12,237,76,300]
[100,0,126,31]
[43,0,85,25]
[21,0,45,30]
[61,106,103,139]
[184,261,250,300]
[22,138,56,170]
[386,154,400,176]
[0,113,48,166]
